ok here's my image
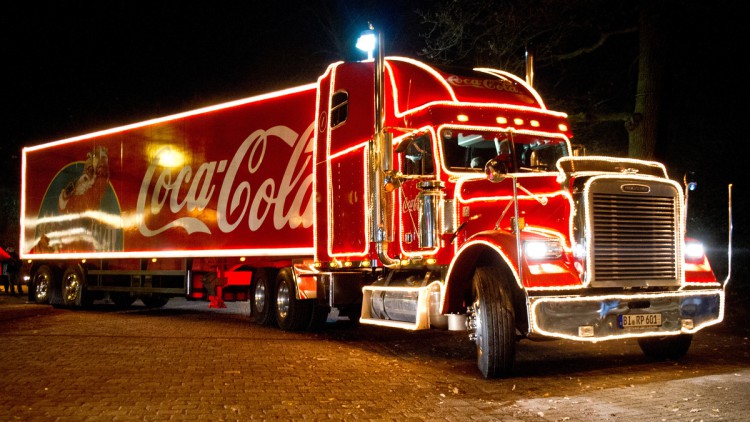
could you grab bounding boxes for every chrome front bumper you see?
[528,289,724,341]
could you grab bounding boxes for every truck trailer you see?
[20,49,727,378]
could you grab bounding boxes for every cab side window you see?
[331,91,348,128]
[402,135,434,176]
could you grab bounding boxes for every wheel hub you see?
[467,303,480,342]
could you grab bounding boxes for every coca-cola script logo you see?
[137,124,315,237]
[446,75,519,93]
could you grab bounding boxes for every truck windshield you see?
[440,129,568,173]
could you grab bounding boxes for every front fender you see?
[443,232,521,314]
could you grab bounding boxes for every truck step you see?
[360,281,443,330]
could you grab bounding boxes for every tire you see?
[275,268,313,331]
[341,303,362,326]
[251,268,276,326]
[141,296,169,308]
[638,334,693,360]
[32,265,53,304]
[470,267,516,379]
[110,292,137,308]
[61,265,92,308]
[307,303,331,331]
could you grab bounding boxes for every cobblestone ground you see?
[0,285,748,421]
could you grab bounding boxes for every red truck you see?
[20,48,726,377]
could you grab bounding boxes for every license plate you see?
[618,313,662,328]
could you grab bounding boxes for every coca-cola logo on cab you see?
[446,75,519,93]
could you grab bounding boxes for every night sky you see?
[4,2,431,150]
[2,1,747,264]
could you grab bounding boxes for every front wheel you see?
[469,267,516,379]
[638,334,693,360]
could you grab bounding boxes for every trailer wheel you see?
[307,303,331,331]
[32,265,53,304]
[341,303,362,325]
[110,293,137,308]
[638,334,693,360]
[141,296,169,308]
[470,267,516,379]
[251,268,275,326]
[275,268,313,331]
[61,265,92,308]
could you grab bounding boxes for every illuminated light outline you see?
[386,58,569,122]
[328,140,369,160]
[394,126,444,258]
[434,124,572,178]
[393,100,569,122]
[312,61,342,263]
[397,185,441,258]
[443,239,523,315]
[323,62,370,259]
[474,67,548,110]
[360,280,444,330]
[684,281,722,287]
[455,179,572,205]
[21,83,320,260]
[528,289,725,342]
[447,237,585,296]
[452,179,578,263]
[555,155,669,182]
[26,247,315,261]
[581,174,685,288]
[23,84,318,153]
[327,148,371,258]
[522,225,573,251]
[385,57,459,113]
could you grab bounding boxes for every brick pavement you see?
[0,293,748,421]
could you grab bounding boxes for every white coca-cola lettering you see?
[403,197,420,214]
[137,124,314,237]
[446,75,519,93]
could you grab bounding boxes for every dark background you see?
[2,1,745,282]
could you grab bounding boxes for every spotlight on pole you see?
[356,27,376,61]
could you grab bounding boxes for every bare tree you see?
[418,0,666,159]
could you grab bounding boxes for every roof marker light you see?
[457,114,469,122]
[497,117,508,124]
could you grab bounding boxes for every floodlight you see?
[356,31,376,60]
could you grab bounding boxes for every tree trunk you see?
[627,1,665,159]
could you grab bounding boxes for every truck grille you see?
[588,179,681,287]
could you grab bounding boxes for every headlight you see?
[524,240,563,260]
[684,241,705,261]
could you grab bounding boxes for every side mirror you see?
[485,157,509,183]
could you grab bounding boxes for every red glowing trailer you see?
[20,53,726,378]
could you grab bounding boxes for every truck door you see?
[397,133,441,256]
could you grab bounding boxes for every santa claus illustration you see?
[58,146,110,214]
